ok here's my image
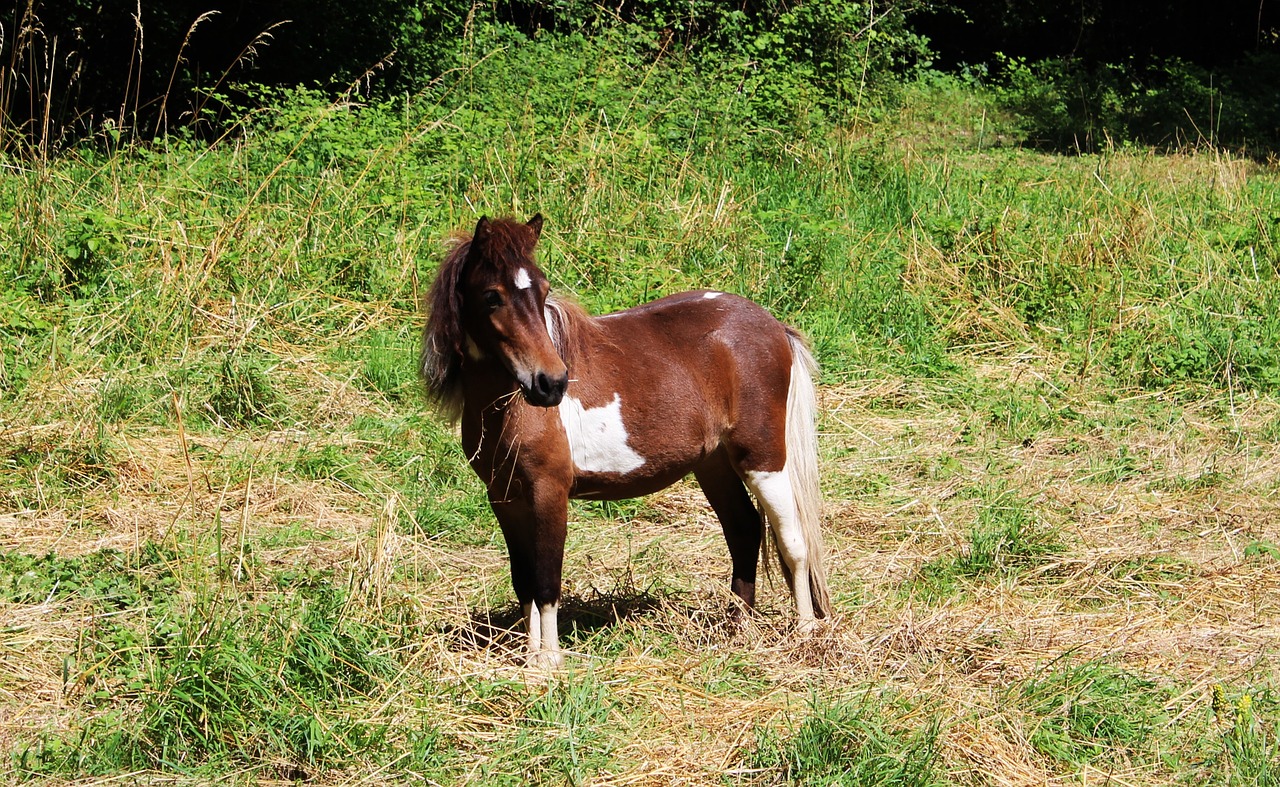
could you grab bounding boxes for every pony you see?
[421,215,830,668]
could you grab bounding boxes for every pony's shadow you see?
[443,585,668,655]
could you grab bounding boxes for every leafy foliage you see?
[2,0,929,151]
[994,54,1280,154]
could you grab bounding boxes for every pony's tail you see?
[773,329,830,618]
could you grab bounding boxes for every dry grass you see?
[2,343,1277,784]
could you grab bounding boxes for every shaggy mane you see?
[419,233,472,420]
[543,295,607,379]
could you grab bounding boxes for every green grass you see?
[907,485,1062,602]
[1020,659,1170,767]
[20,584,402,778]
[746,692,945,786]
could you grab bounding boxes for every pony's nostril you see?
[535,372,552,396]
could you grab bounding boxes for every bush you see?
[994,53,1280,154]
[2,0,933,151]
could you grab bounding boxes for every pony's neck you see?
[459,355,523,412]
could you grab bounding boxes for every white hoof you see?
[796,617,819,636]
[526,650,564,671]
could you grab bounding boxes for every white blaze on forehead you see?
[703,291,723,299]
[557,393,645,474]
[514,268,532,290]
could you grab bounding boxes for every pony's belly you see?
[569,463,698,501]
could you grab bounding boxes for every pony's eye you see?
[483,290,504,311]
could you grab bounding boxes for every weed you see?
[0,545,176,608]
[351,415,495,542]
[986,386,1059,445]
[922,453,964,481]
[518,675,618,785]
[1105,555,1197,597]
[1260,415,1280,443]
[1150,470,1230,493]
[358,328,418,400]
[1245,541,1280,563]
[98,375,167,425]
[207,349,281,427]
[0,428,118,509]
[293,444,357,483]
[1081,447,1142,485]
[1211,685,1280,786]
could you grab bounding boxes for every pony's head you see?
[422,214,569,416]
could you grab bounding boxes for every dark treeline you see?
[2,0,1277,153]
[916,0,1273,69]
[1,0,468,143]
[916,0,1279,152]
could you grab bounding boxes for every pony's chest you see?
[556,393,646,475]
[461,392,658,485]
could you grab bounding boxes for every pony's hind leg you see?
[741,467,818,635]
[694,449,762,615]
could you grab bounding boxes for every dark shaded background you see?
[914,0,1275,68]
[3,0,1277,149]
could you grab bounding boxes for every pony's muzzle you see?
[524,370,568,407]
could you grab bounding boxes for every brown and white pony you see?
[421,215,830,668]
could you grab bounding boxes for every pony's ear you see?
[526,213,544,240]
[466,216,491,266]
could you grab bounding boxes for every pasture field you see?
[1,37,1279,785]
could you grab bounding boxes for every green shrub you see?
[994,53,1280,154]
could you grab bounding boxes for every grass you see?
[746,691,944,786]
[0,35,1278,785]
[1019,659,1170,767]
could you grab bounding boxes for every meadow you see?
[1,29,1279,784]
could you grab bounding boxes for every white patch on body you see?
[703,291,723,299]
[514,268,532,290]
[557,393,645,474]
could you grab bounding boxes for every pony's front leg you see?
[491,486,569,669]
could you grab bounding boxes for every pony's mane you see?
[420,233,472,420]
[420,218,604,421]
[543,295,605,377]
